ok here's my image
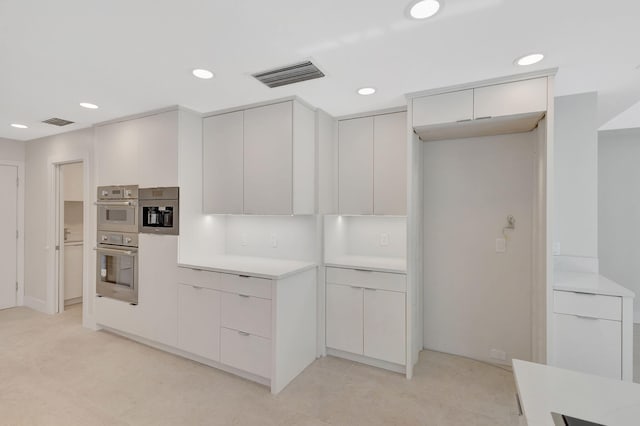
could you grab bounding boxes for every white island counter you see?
[514,359,640,426]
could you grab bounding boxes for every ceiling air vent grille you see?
[42,117,75,126]
[252,61,325,88]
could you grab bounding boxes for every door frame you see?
[0,161,25,308]
[46,153,93,328]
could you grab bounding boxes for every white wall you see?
[554,92,599,261]
[423,131,536,364]
[0,137,25,162]
[24,128,93,316]
[598,128,640,320]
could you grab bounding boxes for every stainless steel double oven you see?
[95,185,139,304]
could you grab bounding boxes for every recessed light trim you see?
[192,68,214,79]
[80,102,99,109]
[11,123,28,129]
[409,0,441,19]
[515,53,544,66]
[357,87,376,96]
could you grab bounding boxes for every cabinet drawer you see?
[553,313,621,379]
[221,292,272,338]
[554,290,621,321]
[177,267,220,289]
[219,273,272,299]
[220,327,271,378]
[326,267,406,292]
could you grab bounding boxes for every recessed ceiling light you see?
[80,102,99,109]
[192,68,214,79]
[515,53,544,66]
[11,123,28,129]
[409,0,441,19]
[357,87,376,96]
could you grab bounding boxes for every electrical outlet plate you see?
[270,233,278,248]
[495,238,506,253]
[380,233,389,247]
[241,233,248,246]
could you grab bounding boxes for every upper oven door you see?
[96,201,138,233]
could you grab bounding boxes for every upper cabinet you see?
[412,77,548,141]
[338,111,407,215]
[203,100,315,215]
[95,109,190,187]
[203,111,244,214]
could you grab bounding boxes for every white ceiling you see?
[1,0,639,141]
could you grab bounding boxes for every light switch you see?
[495,238,506,253]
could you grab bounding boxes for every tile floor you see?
[0,305,522,426]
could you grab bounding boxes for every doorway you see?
[56,162,84,316]
[0,164,19,310]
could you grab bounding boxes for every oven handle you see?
[94,201,137,206]
[93,247,137,256]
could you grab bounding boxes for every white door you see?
[326,283,363,355]
[363,288,406,365]
[338,117,374,215]
[243,102,293,215]
[0,165,18,310]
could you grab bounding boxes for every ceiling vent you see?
[42,117,75,126]
[252,61,325,88]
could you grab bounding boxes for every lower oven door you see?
[95,245,138,304]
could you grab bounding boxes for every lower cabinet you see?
[177,284,221,361]
[326,267,406,366]
[553,289,626,380]
[175,266,317,394]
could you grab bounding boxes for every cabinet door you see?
[95,120,139,186]
[243,102,293,215]
[338,117,374,215]
[137,110,179,188]
[363,289,406,365]
[178,284,221,361]
[374,112,407,215]
[203,111,244,214]
[412,89,473,127]
[554,313,621,379]
[474,77,547,119]
[326,283,363,355]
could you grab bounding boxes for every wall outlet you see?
[553,242,561,255]
[380,233,389,247]
[270,233,278,248]
[495,238,506,253]
[241,233,247,246]
[490,348,507,361]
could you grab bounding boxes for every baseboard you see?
[23,296,47,313]
[64,297,82,306]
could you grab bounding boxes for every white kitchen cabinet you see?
[178,283,221,361]
[412,89,473,127]
[363,288,406,365]
[338,117,374,215]
[552,288,627,380]
[411,77,548,142]
[338,112,407,215]
[326,283,363,354]
[326,267,407,369]
[553,312,622,380]
[373,112,407,215]
[95,108,193,187]
[473,77,547,119]
[202,111,244,214]
[244,102,293,215]
[202,100,315,215]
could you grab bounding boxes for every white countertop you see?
[513,359,640,426]
[178,255,317,280]
[554,270,635,298]
[324,255,406,274]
